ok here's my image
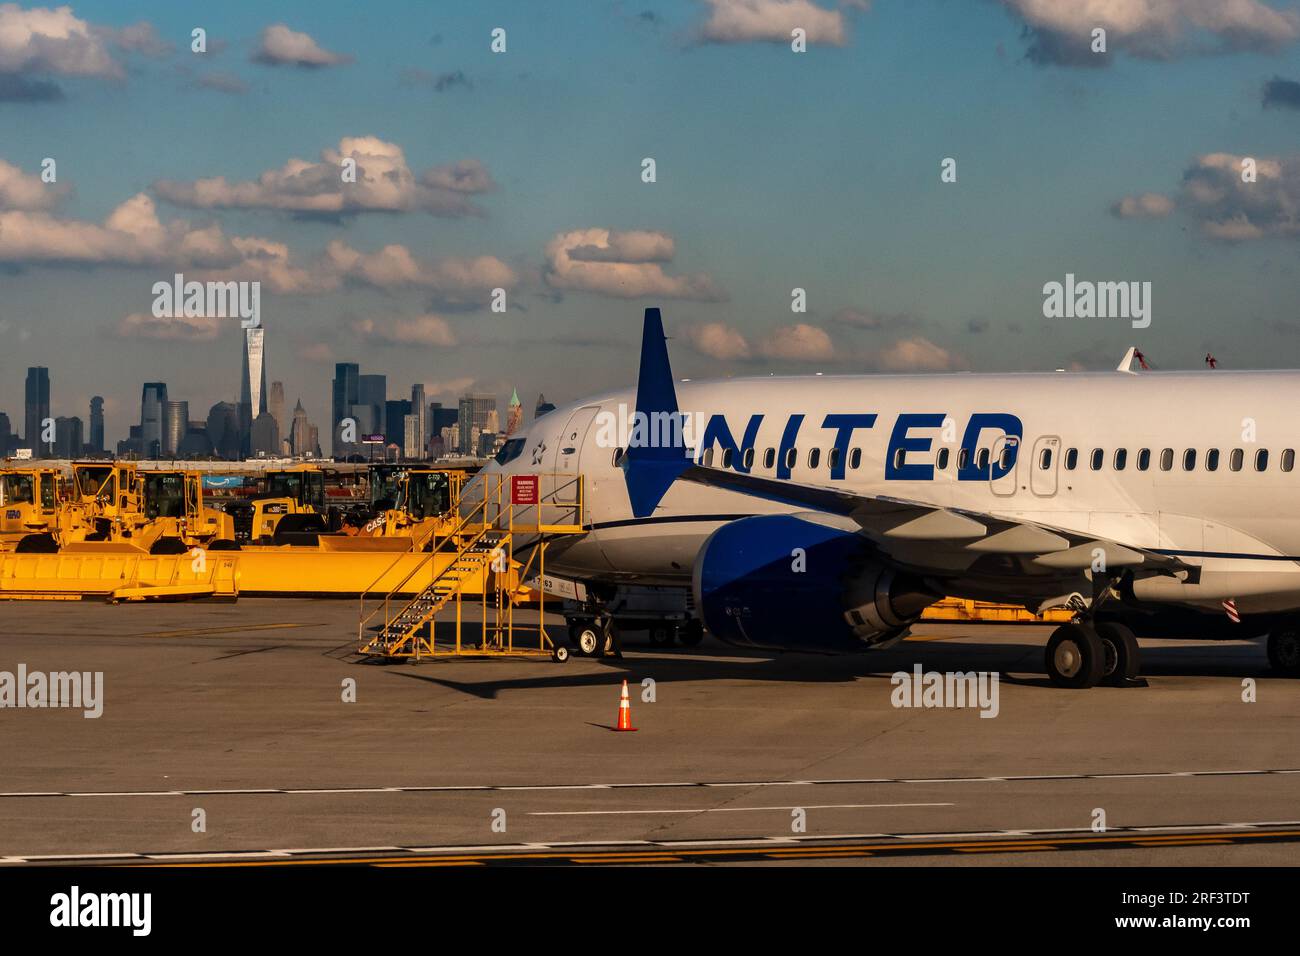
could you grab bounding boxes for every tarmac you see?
[1,598,1297,866]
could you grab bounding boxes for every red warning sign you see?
[511,474,540,506]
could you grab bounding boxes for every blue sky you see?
[2,0,1299,445]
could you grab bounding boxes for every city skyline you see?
[4,1,1300,443]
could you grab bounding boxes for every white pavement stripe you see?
[2,767,1293,800]
[529,802,954,816]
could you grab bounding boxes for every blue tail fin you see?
[623,308,691,517]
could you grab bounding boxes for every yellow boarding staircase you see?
[356,472,585,661]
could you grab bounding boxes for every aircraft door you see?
[990,434,1020,497]
[552,405,600,475]
[1030,436,1060,497]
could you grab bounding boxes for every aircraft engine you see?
[692,514,938,653]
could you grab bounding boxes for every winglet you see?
[623,308,691,517]
[1116,346,1138,373]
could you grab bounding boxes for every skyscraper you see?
[239,326,267,457]
[139,382,168,459]
[162,400,188,458]
[411,384,427,458]
[268,381,286,439]
[24,367,50,449]
[52,416,82,459]
[88,397,104,455]
[358,374,386,433]
[331,362,359,457]
[535,393,556,419]
[505,388,522,436]
[458,393,496,453]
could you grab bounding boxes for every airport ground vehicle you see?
[0,467,62,551]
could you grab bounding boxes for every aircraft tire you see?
[1045,623,1106,689]
[571,622,603,657]
[1095,621,1141,685]
[679,621,705,647]
[648,625,675,647]
[1267,628,1300,677]
[551,644,570,663]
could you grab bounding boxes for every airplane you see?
[478,307,1300,688]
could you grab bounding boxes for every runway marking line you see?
[6,766,1297,800]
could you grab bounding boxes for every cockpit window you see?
[495,438,526,466]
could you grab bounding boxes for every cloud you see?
[682,321,752,360]
[297,342,335,363]
[399,68,472,91]
[1180,153,1300,240]
[873,336,965,372]
[0,191,244,266]
[1111,153,1300,240]
[116,311,221,341]
[831,306,920,330]
[756,322,835,361]
[251,24,351,68]
[153,137,494,218]
[544,228,724,300]
[0,73,61,101]
[0,158,66,210]
[0,3,122,78]
[194,71,249,95]
[320,240,516,302]
[698,0,848,46]
[104,22,172,58]
[352,314,458,347]
[999,0,1300,65]
[1263,76,1300,110]
[1110,192,1175,219]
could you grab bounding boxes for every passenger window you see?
[892,447,906,470]
[785,448,797,470]
[1113,449,1127,471]
[958,448,969,470]
[1256,449,1269,472]
[976,448,990,473]
[1090,448,1103,471]
[828,448,840,471]
[1183,449,1197,471]
[703,448,714,467]
[1137,448,1150,471]
[808,448,821,469]
[1159,448,1174,471]
[998,445,1013,470]
[721,448,733,469]
[612,447,624,467]
[742,448,754,469]
[1064,448,1078,471]
[849,448,862,470]
[1206,449,1220,472]
[763,448,775,470]
[1284,449,1295,473]
[1229,448,1243,472]
[936,447,948,470]
[1038,448,1052,470]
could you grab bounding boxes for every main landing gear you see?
[1044,620,1146,689]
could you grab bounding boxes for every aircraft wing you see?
[677,464,1187,577]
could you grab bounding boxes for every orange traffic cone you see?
[615,679,637,732]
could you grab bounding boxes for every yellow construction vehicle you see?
[0,466,62,552]
[54,465,236,554]
[350,465,469,545]
[242,465,333,545]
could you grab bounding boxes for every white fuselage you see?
[484,370,1300,613]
